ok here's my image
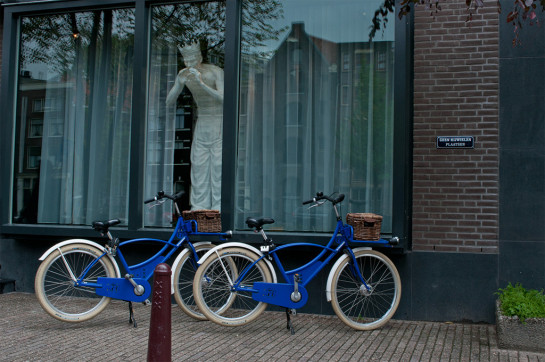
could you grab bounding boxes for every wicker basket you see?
[346,213,383,241]
[182,210,221,232]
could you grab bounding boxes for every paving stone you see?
[1,293,545,361]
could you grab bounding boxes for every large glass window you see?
[145,2,225,227]
[13,9,135,224]
[236,0,395,232]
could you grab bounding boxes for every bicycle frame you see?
[232,219,391,309]
[80,215,229,302]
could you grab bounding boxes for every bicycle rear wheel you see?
[331,249,401,330]
[35,243,116,322]
[172,243,215,320]
[193,247,272,327]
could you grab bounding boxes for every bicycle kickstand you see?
[285,308,296,335]
[128,301,137,328]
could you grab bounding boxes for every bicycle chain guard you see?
[95,277,151,303]
[252,282,308,309]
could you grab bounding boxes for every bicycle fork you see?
[346,250,372,294]
[57,247,78,284]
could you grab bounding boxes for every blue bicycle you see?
[193,192,401,331]
[34,191,231,324]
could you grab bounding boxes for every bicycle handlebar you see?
[302,192,345,206]
[144,190,185,204]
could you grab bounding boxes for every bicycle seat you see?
[92,219,121,233]
[246,217,275,229]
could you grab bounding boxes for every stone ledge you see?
[496,300,545,353]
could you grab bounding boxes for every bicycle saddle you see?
[92,219,121,232]
[246,217,275,229]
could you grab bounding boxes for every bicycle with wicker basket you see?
[192,192,401,333]
[34,190,232,326]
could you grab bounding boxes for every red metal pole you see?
[147,263,172,362]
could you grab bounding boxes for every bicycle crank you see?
[125,274,145,296]
[291,274,302,302]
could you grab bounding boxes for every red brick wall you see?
[412,1,499,253]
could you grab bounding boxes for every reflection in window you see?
[29,119,43,138]
[376,51,387,71]
[32,99,45,112]
[145,2,225,227]
[236,0,395,232]
[343,52,350,71]
[27,147,41,169]
[13,9,135,224]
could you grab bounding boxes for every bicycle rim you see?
[331,250,401,330]
[194,247,271,326]
[35,244,115,322]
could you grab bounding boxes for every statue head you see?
[178,42,202,67]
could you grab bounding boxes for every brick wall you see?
[412,1,500,253]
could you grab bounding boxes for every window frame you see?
[0,0,412,251]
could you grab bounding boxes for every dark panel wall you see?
[0,238,499,323]
[0,5,3,88]
[498,0,545,291]
[400,251,498,323]
[0,238,44,291]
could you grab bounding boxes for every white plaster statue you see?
[166,42,224,210]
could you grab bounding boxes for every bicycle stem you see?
[333,204,341,221]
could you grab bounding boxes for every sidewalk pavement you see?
[0,292,544,361]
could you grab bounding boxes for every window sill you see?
[1,224,172,241]
[1,224,404,252]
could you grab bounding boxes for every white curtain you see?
[37,11,133,224]
[236,26,394,232]
[144,46,178,227]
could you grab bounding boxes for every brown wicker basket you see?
[346,213,383,241]
[182,209,221,232]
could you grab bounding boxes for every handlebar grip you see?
[172,191,185,201]
[144,190,168,204]
[333,194,345,205]
[302,192,325,205]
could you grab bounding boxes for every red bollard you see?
[147,263,172,362]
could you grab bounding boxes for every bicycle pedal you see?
[290,308,296,316]
[143,299,151,306]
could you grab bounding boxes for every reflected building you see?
[237,22,394,230]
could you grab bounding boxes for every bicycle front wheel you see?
[172,243,215,320]
[331,249,401,330]
[35,243,116,322]
[193,247,272,327]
